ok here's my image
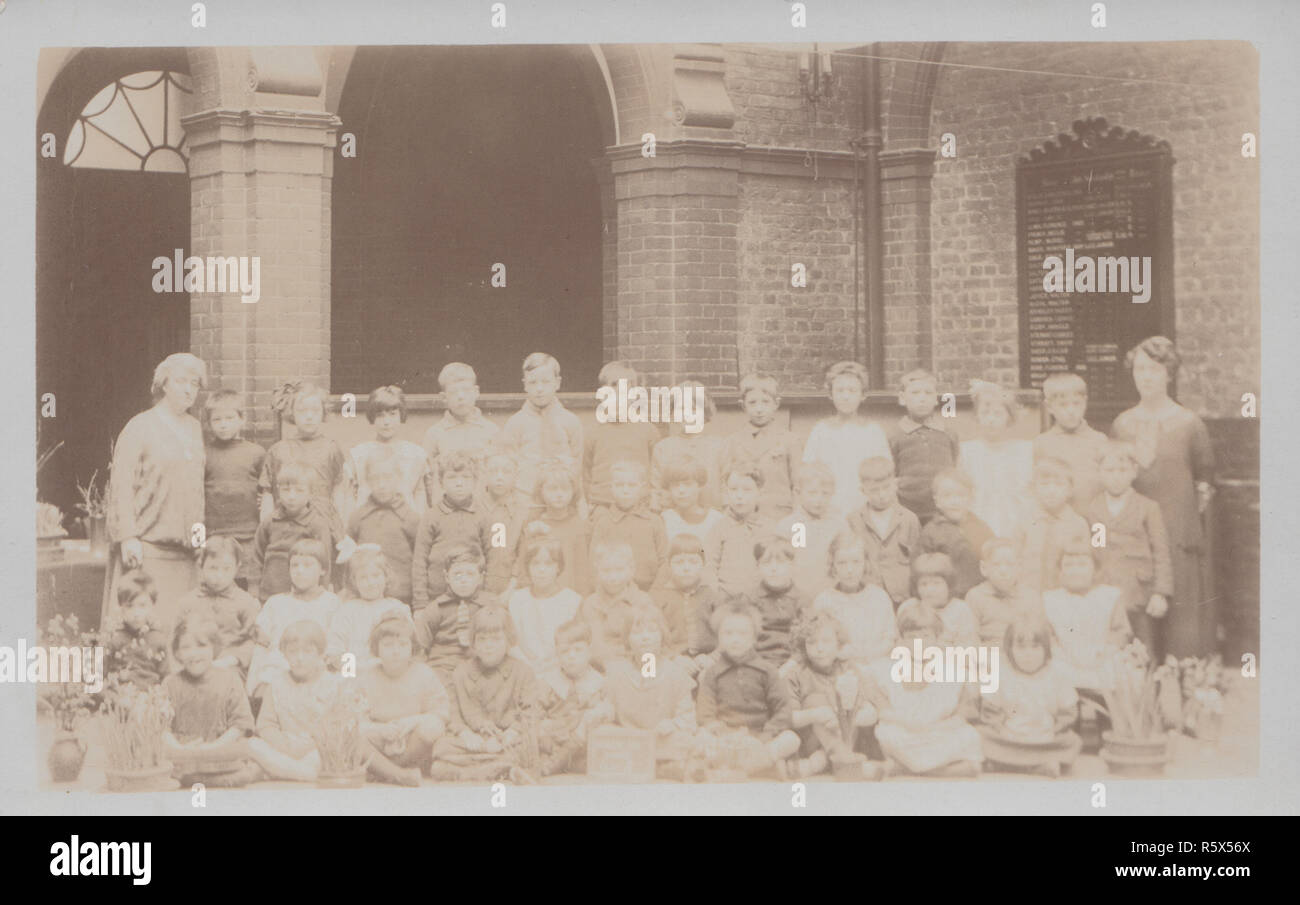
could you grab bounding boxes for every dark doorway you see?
[332,45,607,394]
[37,50,191,519]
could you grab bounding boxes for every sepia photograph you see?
[25,36,1261,800]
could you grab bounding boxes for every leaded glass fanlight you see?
[63,71,192,173]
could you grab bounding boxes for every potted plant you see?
[36,441,67,557]
[1171,655,1230,742]
[310,689,370,788]
[37,614,99,783]
[1098,641,1177,776]
[75,469,109,553]
[37,501,68,557]
[101,683,175,792]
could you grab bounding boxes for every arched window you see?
[63,71,192,173]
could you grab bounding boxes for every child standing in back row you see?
[721,374,801,525]
[423,363,500,501]
[260,382,348,537]
[350,385,432,515]
[584,361,661,512]
[802,361,892,518]
[1033,372,1108,511]
[887,369,959,525]
[500,353,583,507]
[203,389,266,591]
[958,380,1032,537]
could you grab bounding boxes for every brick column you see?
[608,141,742,388]
[183,108,340,441]
[880,148,936,385]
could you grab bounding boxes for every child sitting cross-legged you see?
[430,606,539,784]
[164,615,261,787]
[176,536,261,683]
[977,617,1082,778]
[856,608,983,778]
[693,602,801,779]
[534,620,612,777]
[786,611,882,779]
[605,604,698,770]
[245,620,348,783]
[326,545,412,673]
[359,615,451,786]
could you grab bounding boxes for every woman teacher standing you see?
[101,353,208,635]
[1111,336,1216,659]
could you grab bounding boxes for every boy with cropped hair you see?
[499,353,583,508]
[422,362,499,500]
[887,368,959,524]
[720,373,802,525]
[1033,371,1108,510]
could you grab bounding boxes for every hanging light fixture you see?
[799,44,834,108]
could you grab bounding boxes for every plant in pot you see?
[1171,655,1230,742]
[1098,641,1178,777]
[36,440,67,556]
[310,688,371,788]
[75,469,109,554]
[101,682,176,792]
[37,614,100,783]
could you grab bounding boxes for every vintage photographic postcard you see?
[1,0,1289,821]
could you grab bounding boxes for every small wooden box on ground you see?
[586,726,656,782]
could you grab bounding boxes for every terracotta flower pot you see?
[105,762,174,792]
[1099,731,1169,777]
[48,733,87,783]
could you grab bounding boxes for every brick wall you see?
[735,173,859,390]
[927,41,1259,417]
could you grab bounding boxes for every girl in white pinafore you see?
[958,380,1033,537]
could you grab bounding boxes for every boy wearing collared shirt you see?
[412,451,499,611]
[720,373,801,526]
[422,362,499,501]
[695,602,801,776]
[499,352,583,506]
[886,369,960,524]
[846,456,922,606]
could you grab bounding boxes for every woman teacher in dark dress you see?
[1111,336,1216,659]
